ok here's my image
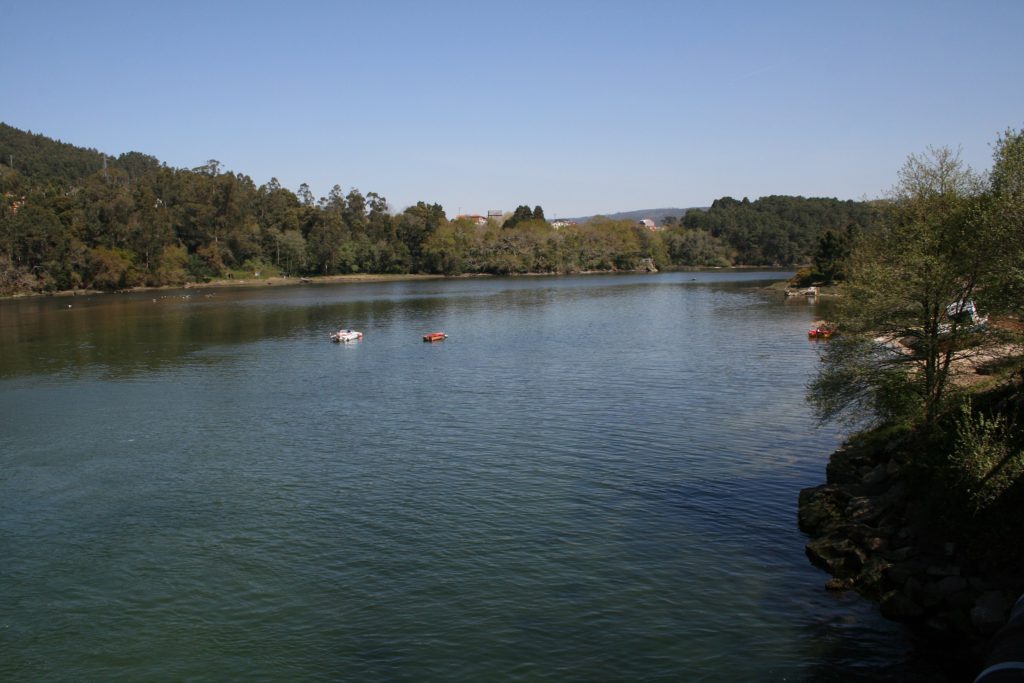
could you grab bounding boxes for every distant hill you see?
[0,122,110,183]
[567,207,707,225]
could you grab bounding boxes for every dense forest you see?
[0,123,882,294]
[675,194,883,265]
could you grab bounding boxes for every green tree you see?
[812,227,855,283]
[662,227,730,266]
[366,192,392,243]
[297,182,315,207]
[345,188,368,237]
[193,159,221,176]
[396,201,445,269]
[279,229,307,275]
[256,180,301,268]
[156,243,189,284]
[810,145,1004,425]
[306,212,349,274]
[985,128,1024,313]
[323,184,346,214]
[87,246,138,289]
[503,205,534,230]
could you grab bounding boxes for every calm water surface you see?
[1,272,937,681]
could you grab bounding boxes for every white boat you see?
[330,329,363,343]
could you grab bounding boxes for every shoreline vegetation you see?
[3,265,797,301]
[800,131,1024,679]
[0,253,798,301]
[11,272,451,299]
[1,122,880,298]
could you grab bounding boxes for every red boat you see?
[808,326,834,339]
[423,332,448,342]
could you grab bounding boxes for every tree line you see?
[1,122,880,294]
[673,194,885,266]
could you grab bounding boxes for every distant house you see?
[487,210,503,221]
[3,192,26,215]
[551,220,577,229]
[456,214,488,226]
[638,219,657,230]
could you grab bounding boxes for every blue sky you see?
[5,0,1023,217]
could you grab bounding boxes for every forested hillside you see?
[0,124,883,294]
[680,195,884,265]
[0,123,109,183]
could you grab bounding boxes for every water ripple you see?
[0,273,931,681]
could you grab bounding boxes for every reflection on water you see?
[0,272,939,680]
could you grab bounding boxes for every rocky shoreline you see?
[798,437,1018,676]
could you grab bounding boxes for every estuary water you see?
[1,272,932,681]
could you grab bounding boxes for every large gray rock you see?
[972,591,1011,634]
[862,463,889,490]
[805,534,866,578]
[880,589,926,620]
[935,575,970,596]
[883,545,918,563]
[798,485,847,535]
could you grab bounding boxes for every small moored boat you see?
[422,332,448,342]
[808,326,834,339]
[331,329,363,343]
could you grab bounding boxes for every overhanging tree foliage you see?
[811,138,1023,426]
[986,128,1024,312]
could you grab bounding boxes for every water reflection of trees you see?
[0,274,783,380]
[0,289,455,379]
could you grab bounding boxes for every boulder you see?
[924,576,970,608]
[862,463,889,490]
[883,546,918,563]
[806,535,867,578]
[971,591,1011,634]
[885,458,901,477]
[926,564,961,578]
[859,555,895,596]
[884,562,915,586]
[846,496,883,523]
[798,485,848,534]
[825,577,854,592]
[881,589,926,620]
[936,575,970,596]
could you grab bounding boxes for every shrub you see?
[948,401,1024,515]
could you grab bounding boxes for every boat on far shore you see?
[331,329,363,343]
[808,324,834,339]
